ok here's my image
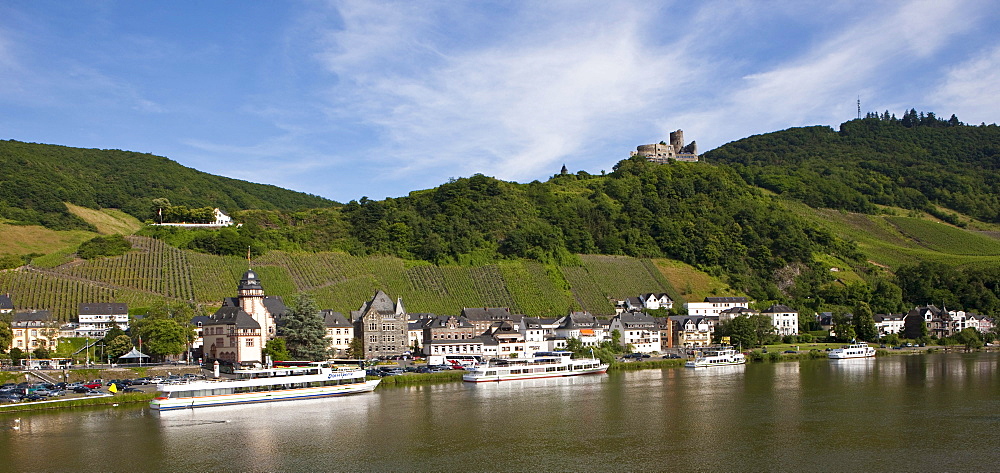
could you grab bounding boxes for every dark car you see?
[24,393,47,402]
[0,393,22,403]
[73,386,91,393]
[122,387,143,393]
[784,350,797,354]
[664,353,682,359]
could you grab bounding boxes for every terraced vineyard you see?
[886,217,1000,256]
[0,236,720,319]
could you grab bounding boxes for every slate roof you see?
[321,310,351,328]
[0,293,13,311]
[206,306,261,330]
[238,270,264,291]
[761,304,796,314]
[79,302,128,315]
[360,290,397,314]
[263,296,289,317]
[13,310,52,322]
[615,312,657,328]
[720,307,757,315]
[559,311,598,329]
[704,296,749,303]
[461,307,514,321]
[423,315,473,329]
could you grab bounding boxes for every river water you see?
[2,353,998,472]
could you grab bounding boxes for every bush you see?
[77,235,132,259]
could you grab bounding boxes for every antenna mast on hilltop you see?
[857,96,861,119]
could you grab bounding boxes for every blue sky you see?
[2,1,999,203]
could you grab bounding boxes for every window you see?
[368,323,377,332]
[369,335,377,343]
[246,338,254,347]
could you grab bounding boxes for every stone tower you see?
[669,130,685,153]
[238,269,274,347]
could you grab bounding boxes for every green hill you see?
[0,139,334,230]
[4,113,1000,318]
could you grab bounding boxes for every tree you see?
[832,312,855,342]
[9,347,24,366]
[953,328,983,351]
[32,347,51,359]
[346,337,365,360]
[106,334,133,359]
[133,318,190,360]
[722,316,759,348]
[280,293,329,361]
[853,302,878,342]
[0,320,12,353]
[263,338,291,362]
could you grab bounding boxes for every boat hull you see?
[150,380,380,411]
[463,366,608,383]
[685,359,746,368]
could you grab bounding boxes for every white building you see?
[761,304,799,336]
[874,314,905,335]
[76,302,129,338]
[609,312,661,353]
[685,297,750,318]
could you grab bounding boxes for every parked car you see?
[82,381,103,389]
[84,390,105,396]
[664,354,682,359]
[0,393,22,403]
[73,386,92,394]
[122,387,143,393]
[24,393,47,402]
[784,350,797,354]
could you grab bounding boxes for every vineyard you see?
[886,217,1000,256]
[0,236,715,320]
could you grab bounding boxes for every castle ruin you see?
[630,130,698,163]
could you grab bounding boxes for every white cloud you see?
[933,43,1000,125]
[665,0,981,151]
[310,1,705,184]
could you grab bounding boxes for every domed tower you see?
[238,269,274,342]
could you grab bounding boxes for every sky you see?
[2,0,999,203]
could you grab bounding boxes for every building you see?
[761,304,799,336]
[352,290,409,359]
[9,310,57,352]
[0,293,13,314]
[422,314,483,358]
[874,314,905,336]
[630,130,699,163]
[461,307,523,334]
[203,306,263,365]
[322,310,354,358]
[669,316,713,348]
[204,269,287,366]
[685,297,750,318]
[76,302,129,338]
[609,312,662,353]
[554,312,607,348]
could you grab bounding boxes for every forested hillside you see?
[0,140,333,230]
[5,113,1000,319]
[705,113,1000,224]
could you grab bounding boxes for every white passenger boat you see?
[828,342,876,359]
[150,362,379,411]
[685,347,746,368]
[462,351,608,383]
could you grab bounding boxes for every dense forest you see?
[705,112,1000,224]
[0,140,333,230]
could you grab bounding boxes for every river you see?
[2,352,998,472]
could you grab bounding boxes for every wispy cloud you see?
[933,43,1000,125]
[669,0,978,149]
[312,1,699,182]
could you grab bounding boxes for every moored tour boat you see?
[462,351,608,383]
[150,362,379,411]
[828,342,876,359]
[685,347,746,368]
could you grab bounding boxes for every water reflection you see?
[3,353,1000,471]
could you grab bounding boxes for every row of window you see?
[166,378,362,398]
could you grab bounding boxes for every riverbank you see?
[0,391,156,414]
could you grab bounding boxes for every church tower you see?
[238,269,274,346]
